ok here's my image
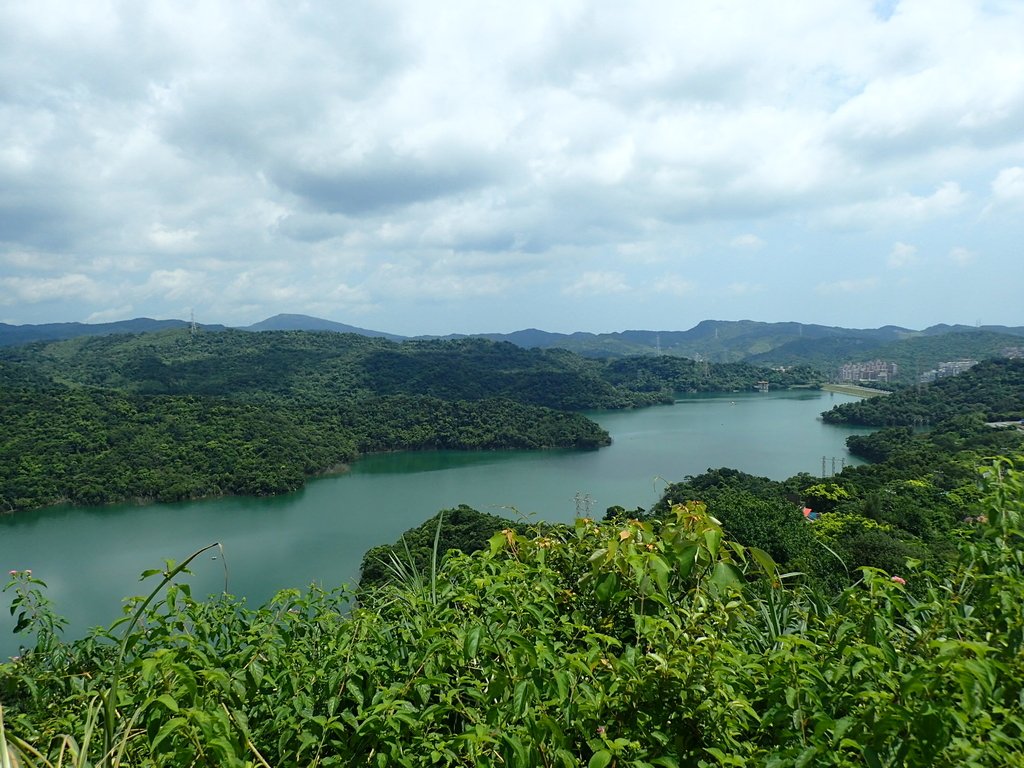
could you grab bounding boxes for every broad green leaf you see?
[513,680,531,718]
[675,544,699,580]
[488,532,506,556]
[464,625,483,661]
[553,669,569,702]
[648,553,671,595]
[595,572,618,603]
[151,716,187,754]
[709,562,743,591]
[505,734,529,767]
[862,747,883,768]
[704,529,722,558]
[748,547,777,577]
[589,750,613,768]
[154,693,179,713]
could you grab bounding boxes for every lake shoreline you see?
[822,383,890,397]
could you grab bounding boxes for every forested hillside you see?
[822,358,1024,426]
[0,384,608,511]
[752,329,1023,382]
[599,355,819,393]
[0,329,821,512]
[0,329,817,406]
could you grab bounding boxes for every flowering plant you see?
[3,569,65,656]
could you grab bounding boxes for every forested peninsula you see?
[0,329,820,512]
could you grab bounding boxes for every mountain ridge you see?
[3,315,1022,372]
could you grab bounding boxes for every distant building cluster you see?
[920,359,978,383]
[838,359,898,383]
[1001,346,1024,359]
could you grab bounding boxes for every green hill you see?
[752,330,1024,383]
[822,357,1024,426]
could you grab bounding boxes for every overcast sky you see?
[1,1,1023,335]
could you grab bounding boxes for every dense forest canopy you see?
[0,329,818,406]
[822,358,1024,426]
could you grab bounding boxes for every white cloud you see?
[948,246,977,266]
[730,234,764,249]
[0,250,65,270]
[991,166,1024,206]
[148,224,199,250]
[370,262,516,302]
[727,282,763,296]
[142,269,206,301]
[1,1,1023,330]
[888,242,920,269]
[563,271,631,297]
[87,305,135,323]
[652,275,697,297]
[815,278,879,295]
[0,273,104,304]
[824,182,968,229]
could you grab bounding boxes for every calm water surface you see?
[1,391,869,652]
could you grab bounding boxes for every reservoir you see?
[1,390,868,653]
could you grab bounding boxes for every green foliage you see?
[840,417,1024,508]
[650,460,989,590]
[359,505,527,589]
[600,355,821,395]
[823,358,1024,427]
[3,467,1024,765]
[801,482,851,514]
[856,330,1024,384]
[3,571,66,657]
[0,387,608,513]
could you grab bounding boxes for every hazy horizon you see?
[4,311,1020,340]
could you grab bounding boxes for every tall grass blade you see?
[429,509,444,605]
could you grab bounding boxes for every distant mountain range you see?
[3,314,1023,380]
[0,314,389,347]
[448,320,918,361]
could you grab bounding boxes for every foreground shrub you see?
[3,460,1024,766]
